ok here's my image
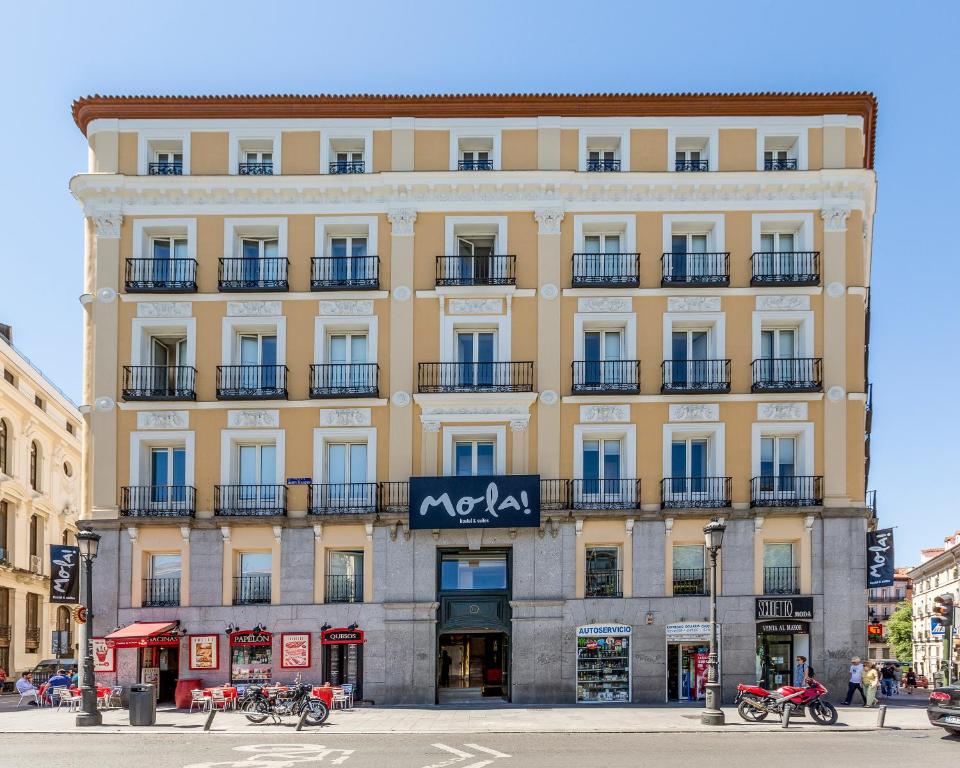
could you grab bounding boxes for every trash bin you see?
[129,684,156,726]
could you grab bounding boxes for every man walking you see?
[842,656,866,705]
[880,664,895,697]
[794,655,810,687]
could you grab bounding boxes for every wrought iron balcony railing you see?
[750,476,823,507]
[123,365,196,401]
[763,566,800,595]
[326,574,363,603]
[586,158,621,172]
[215,485,287,516]
[216,365,288,400]
[308,483,378,515]
[378,481,409,515]
[233,575,272,605]
[675,159,709,171]
[120,486,196,517]
[751,358,823,393]
[764,158,798,171]
[142,577,181,607]
[661,360,731,393]
[148,161,183,175]
[673,568,709,596]
[661,252,730,286]
[571,253,640,287]
[585,569,622,598]
[25,626,40,649]
[418,361,534,393]
[329,160,365,174]
[751,251,820,286]
[435,255,516,286]
[310,256,379,290]
[571,478,640,510]
[458,159,494,170]
[125,258,198,292]
[572,360,640,394]
[661,477,732,509]
[0,624,10,640]
[310,363,379,398]
[218,257,288,291]
[238,162,273,175]
[540,479,571,511]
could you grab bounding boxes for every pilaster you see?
[387,209,416,480]
[510,419,529,474]
[534,208,564,477]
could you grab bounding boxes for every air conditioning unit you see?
[29,555,42,574]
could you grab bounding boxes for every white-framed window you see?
[573,424,636,504]
[763,542,797,594]
[751,305,814,379]
[751,423,814,492]
[454,439,496,476]
[672,544,707,595]
[441,425,506,476]
[139,132,190,175]
[662,214,725,283]
[757,129,807,171]
[322,133,371,174]
[239,144,274,174]
[668,128,718,173]
[662,313,725,389]
[132,219,197,282]
[228,131,281,176]
[662,423,725,503]
[129,430,196,489]
[314,216,378,287]
[312,427,377,486]
[582,135,625,172]
[585,545,622,597]
[450,130,501,170]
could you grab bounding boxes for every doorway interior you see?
[438,632,509,704]
[667,643,709,702]
[138,645,179,702]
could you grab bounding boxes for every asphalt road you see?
[0,729,955,767]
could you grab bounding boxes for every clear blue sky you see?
[2,0,955,564]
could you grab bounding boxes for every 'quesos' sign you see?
[409,475,541,529]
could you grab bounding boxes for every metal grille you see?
[215,485,287,516]
[750,476,823,507]
[122,366,196,400]
[218,258,288,291]
[417,362,534,393]
[435,255,516,286]
[661,360,731,393]
[661,477,732,509]
[751,359,822,393]
[125,258,197,292]
[142,578,181,607]
[571,253,640,287]
[661,252,730,286]
[325,574,364,603]
[216,365,288,399]
[572,360,640,394]
[751,251,820,286]
[571,479,640,510]
[121,486,196,517]
[308,483,378,515]
[310,364,379,398]
[311,256,379,290]
[233,575,272,605]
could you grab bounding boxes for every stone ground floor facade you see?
[84,513,868,705]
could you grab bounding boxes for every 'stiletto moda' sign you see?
[48,545,80,604]
[755,596,814,620]
[866,528,895,588]
[409,475,540,529]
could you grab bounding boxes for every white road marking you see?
[464,745,511,759]
[183,743,354,768]
[420,743,510,768]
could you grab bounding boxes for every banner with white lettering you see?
[48,544,80,604]
[866,528,895,588]
[409,475,541,529]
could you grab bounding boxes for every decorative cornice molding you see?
[821,205,851,232]
[137,410,189,429]
[227,300,282,317]
[578,297,631,313]
[319,299,374,316]
[318,408,371,427]
[669,404,719,422]
[756,402,807,421]
[580,405,630,423]
[534,207,564,234]
[387,208,417,236]
[227,409,280,428]
[137,302,192,318]
[668,296,721,313]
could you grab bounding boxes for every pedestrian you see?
[881,664,896,697]
[794,655,809,687]
[0,666,7,693]
[905,667,917,694]
[842,656,866,705]
[863,662,879,707]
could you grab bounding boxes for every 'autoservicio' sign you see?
[409,474,540,529]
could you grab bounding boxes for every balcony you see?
[216,365,288,400]
[661,477,732,509]
[763,566,800,595]
[120,486,196,517]
[418,362,534,393]
[25,625,40,651]
[310,363,379,398]
[571,478,640,510]
[540,479,571,511]
[0,624,10,640]
[585,569,622,598]
[233,575,271,605]
[215,485,287,516]
[673,568,709,596]
[751,359,822,393]
[238,162,273,175]
[125,258,197,292]
[751,251,820,286]
[123,366,196,401]
[586,158,621,172]
[218,257,288,291]
[325,574,363,603]
[750,476,824,508]
[572,360,640,395]
[661,253,730,287]
[571,253,640,288]
[142,577,181,607]
[311,256,379,290]
[661,360,731,393]
[458,159,494,171]
[308,483,378,515]
[329,160,365,174]
[764,158,798,171]
[675,159,709,172]
[148,161,182,175]
[378,481,409,515]
[435,255,516,287]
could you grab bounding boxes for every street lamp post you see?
[701,518,726,726]
[75,528,102,727]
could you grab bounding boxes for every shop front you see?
[229,629,273,685]
[755,597,812,689]
[321,627,364,700]
[576,624,632,704]
[665,623,713,702]
[104,621,182,702]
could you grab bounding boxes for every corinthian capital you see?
[90,210,123,239]
[534,208,564,235]
[387,208,417,236]
[820,206,851,233]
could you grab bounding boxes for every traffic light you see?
[933,594,955,631]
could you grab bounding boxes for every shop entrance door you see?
[667,643,709,702]
[437,632,509,704]
[760,634,794,689]
[139,646,179,702]
[322,641,363,700]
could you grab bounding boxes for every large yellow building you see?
[70,92,877,705]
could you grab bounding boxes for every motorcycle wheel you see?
[242,698,270,724]
[737,699,768,722]
[808,701,838,726]
[302,699,330,726]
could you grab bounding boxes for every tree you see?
[886,602,913,663]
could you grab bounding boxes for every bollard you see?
[204,708,217,731]
[876,704,887,728]
[781,707,792,729]
[296,708,310,731]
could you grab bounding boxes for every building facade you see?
[910,533,960,681]
[867,567,911,662]
[0,324,82,679]
[70,92,877,704]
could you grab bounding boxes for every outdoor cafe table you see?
[202,686,238,702]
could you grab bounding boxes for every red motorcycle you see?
[735,679,838,725]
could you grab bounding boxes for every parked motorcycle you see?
[734,679,838,725]
[239,675,330,725]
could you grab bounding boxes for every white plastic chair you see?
[209,689,228,711]
[331,688,348,710]
[57,689,80,712]
[16,689,40,708]
[189,689,209,713]
[107,686,123,709]
[340,683,355,708]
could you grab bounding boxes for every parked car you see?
[27,658,77,686]
[927,686,960,737]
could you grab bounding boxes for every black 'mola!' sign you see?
[866,528,895,588]
[409,475,541,529]
[49,545,80,604]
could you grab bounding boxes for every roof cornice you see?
[71,91,878,168]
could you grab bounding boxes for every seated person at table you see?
[16,672,40,705]
[69,667,79,686]
[46,669,72,702]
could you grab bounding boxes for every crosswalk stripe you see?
[464,744,511,759]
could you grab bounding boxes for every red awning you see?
[105,621,179,649]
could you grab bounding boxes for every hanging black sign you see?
[409,475,540,529]
[48,545,80,604]
[755,596,814,620]
[866,528,895,588]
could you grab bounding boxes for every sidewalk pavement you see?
[0,697,934,735]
